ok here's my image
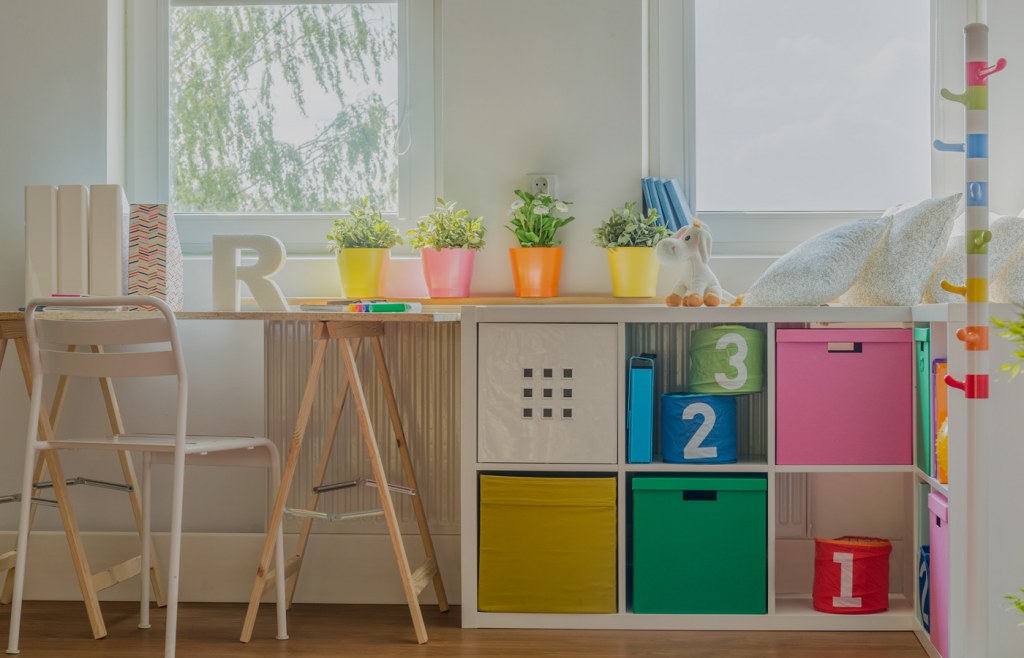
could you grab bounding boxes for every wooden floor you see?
[0,602,929,657]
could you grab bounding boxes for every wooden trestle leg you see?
[241,320,446,644]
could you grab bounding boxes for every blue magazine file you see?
[627,355,656,463]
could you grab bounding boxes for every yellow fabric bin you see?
[478,475,617,613]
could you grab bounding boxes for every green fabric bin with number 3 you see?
[687,325,765,394]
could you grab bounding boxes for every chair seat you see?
[39,434,274,455]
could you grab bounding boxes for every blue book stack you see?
[655,179,678,230]
[641,177,694,231]
[627,355,656,463]
[666,178,695,227]
[641,178,666,227]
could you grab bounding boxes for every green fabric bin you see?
[687,325,765,394]
[632,476,767,614]
[914,327,932,475]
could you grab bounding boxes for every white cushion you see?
[741,221,887,306]
[993,240,1024,305]
[840,194,962,306]
[924,214,1021,303]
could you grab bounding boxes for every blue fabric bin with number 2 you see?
[661,393,737,464]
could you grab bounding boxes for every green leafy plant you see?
[407,197,486,250]
[505,189,575,247]
[991,312,1024,624]
[992,307,1024,379]
[326,196,403,251]
[1008,589,1024,625]
[592,202,667,248]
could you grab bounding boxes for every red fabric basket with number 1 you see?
[813,536,892,614]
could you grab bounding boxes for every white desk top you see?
[0,308,461,323]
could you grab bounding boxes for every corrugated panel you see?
[624,322,769,462]
[265,320,460,535]
[775,473,809,538]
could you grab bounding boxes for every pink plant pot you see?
[421,247,476,298]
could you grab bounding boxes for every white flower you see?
[510,199,525,210]
[555,202,569,213]
[533,205,550,216]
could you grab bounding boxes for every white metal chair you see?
[6,296,288,657]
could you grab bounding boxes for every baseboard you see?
[0,531,461,605]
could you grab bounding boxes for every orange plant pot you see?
[509,246,564,298]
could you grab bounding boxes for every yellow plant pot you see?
[607,247,659,298]
[336,248,389,298]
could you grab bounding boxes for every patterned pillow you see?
[993,239,1024,305]
[840,194,962,306]
[924,214,1022,303]
[741,221,886,306]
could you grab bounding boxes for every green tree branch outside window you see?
[171,3,398,213]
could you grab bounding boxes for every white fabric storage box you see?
[477,323,618,463]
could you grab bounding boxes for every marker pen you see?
[368,303,422,313]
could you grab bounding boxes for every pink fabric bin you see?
[928,492,949,658]
[776,329,913,465]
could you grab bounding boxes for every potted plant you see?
[407,197,486,298]
[593,202,667,297]
[326,196,403,297]
[1008,589,1024,625]
[505,189,575,297]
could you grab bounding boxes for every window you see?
[128,0,434,253]
[694,0,931,213]
[652,0,936,254]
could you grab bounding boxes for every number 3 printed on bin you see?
[714,333,748,391]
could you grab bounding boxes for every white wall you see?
[989,1,1024,215]
[0,0,121,533]
[0,0,112,309]
[440,0,644,295]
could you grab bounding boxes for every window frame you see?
[650,0,956,256]
[128,0,435,254]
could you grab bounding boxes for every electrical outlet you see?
[525,174,557,197]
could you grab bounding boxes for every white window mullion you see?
[400,0,436,226]
[127,0,170,205]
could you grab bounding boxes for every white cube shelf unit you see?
[459,304,1024,658]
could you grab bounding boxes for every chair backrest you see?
[25,296,186,382]
[24,295,189,445]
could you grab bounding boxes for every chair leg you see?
[164,449,186,658]
[5,440,37,655]
[269,446,288,641]
[139,453,152,630]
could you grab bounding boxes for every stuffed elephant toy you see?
[654,219,735,307]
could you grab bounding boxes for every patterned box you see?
[128,204,184,311]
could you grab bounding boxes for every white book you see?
[88,184,129,296]
[56,185,89,295]
[24,185,58,305]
